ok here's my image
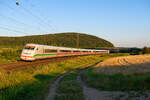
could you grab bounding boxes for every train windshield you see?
[24,45,35,50]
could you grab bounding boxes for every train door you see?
[34,46,44,60]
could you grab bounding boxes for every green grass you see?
[0,53,130,100]
[55,70,84,100]
[82,68,150,91]
[0,47,22,63]
[0,55,100,100]
[0,74,57,100]
[54,53,130,100]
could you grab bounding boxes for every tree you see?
[143,46,150,54]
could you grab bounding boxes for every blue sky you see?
[0,0,150,47]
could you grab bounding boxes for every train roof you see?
[26,43,108,51]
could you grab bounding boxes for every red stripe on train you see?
[57,53,81,55]
[56,52,99,55]
[21,55,32,58]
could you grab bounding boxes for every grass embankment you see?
[55,70,84,100]
[0,55,100,100]
[82,68,150,91]
[0,47,22,63]
[82,54,150,91]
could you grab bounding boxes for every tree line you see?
[0,32,114,48]
[142,46,150,54]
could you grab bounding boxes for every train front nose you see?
[20,50,34,61]
[21,55,34,61]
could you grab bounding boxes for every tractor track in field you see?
[45,62,99,100]
[45,71,71,100]
[0,56,83,71]
[77,62,107,100]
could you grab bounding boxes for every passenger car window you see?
[73,50,80,52]
[44,49,57,53]
[60,50,71,52]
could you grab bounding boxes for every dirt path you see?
[77,67,150,100]
[76,63,118,100]
[45,71,70,100]
[45,60,150,100]
[77,61,150,100]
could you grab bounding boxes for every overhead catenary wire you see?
[16,1,56,32]
[20,5,53,32]
[25,2,58,32]
[27,0,58,31]
[0,14,44,35]
[0,0,57,36]
[0,14,30,28]
[0,24,35,35]
[9,0,51,33]
[0,26,29,34]
[0,0,49,34]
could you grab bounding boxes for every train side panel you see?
[21,44,110,61]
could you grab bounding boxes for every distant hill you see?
[0,32,114,48]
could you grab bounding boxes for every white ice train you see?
[20,44,109,61]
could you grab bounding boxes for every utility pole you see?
[76,33,79,48]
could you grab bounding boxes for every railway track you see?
[0,55,84,71]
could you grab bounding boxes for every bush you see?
[0,48,22,62]
[143,46,150,54]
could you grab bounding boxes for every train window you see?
[99,51,105,52]
[24,46,35,50]
[24,46,30,49]
[96,51,107,52]
[82,51,88,52]
[73,50,80,52]
[60,50,71,52]
[44,49,57,53]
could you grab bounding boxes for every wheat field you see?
[95,54,150,75]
